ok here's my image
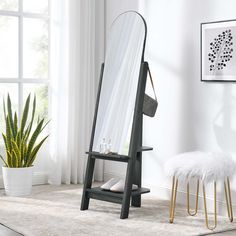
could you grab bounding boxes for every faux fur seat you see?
[164,151,235,230]
[164,151,235,182]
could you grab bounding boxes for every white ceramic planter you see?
[2,166,34,196]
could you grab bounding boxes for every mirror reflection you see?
[93,11,146,155]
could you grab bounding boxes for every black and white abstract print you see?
[208,29,233,73]
[204,25,236,77]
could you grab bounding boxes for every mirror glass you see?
[93,11,146,155]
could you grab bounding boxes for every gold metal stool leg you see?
[169,176,178,223]
[224,177,233,222]
[203,181,217,230]
[187,179,199,216]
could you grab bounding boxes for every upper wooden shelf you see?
[86,146,153,163]
[86,151,129,162]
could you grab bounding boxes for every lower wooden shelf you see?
[86,187,150,204]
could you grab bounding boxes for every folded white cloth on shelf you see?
[110,180,138,193]
[100,178,120,190]
[100,178,138,192]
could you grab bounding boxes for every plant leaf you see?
[7,94,15,138]
[20,94,30,138]
[6,116,12,152]
[23,143,28,165]
[2,133,7,149]
[11,140,21,167]
[6,150,12,167]
[3,98,6,121]
[41,119,50,133]
[16,131,21,147]
[13,112,18,139]
[11,150,17,167]
[26,135,49,167]
[26,119,44,162]
[20,140,24,165]
[26,94,36,139]
[2,133,10,167]
[0,154,8,167]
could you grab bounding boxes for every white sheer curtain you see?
[49,0,104,185]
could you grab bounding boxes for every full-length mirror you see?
[92,11,146,155]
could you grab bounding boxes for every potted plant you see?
[0,94,49,196]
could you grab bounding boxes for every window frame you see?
[0,0,50,118]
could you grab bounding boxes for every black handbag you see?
[143,66,158,117]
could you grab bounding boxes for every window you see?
[0,0,49,139]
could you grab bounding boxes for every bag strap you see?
[147,65,157,101]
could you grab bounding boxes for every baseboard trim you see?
[0,172,48,189]
[152,184,236,215]
[32,172,48,185]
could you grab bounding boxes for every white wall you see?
[105,0,236,214]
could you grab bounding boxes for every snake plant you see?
[0,94,49,168]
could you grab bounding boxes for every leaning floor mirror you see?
[81,11,156,219]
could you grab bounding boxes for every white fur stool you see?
[164,151,235,230]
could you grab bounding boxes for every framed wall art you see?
[201,19,236,82]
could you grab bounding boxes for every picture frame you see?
[201,19,236,82]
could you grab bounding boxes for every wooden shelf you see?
[87,187,150,204]
[138,146,153,152]
[86,147,153,163]
[86,151,129,162]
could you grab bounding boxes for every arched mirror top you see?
[106,11,147,61]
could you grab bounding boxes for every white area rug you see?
[0,184,235,236]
